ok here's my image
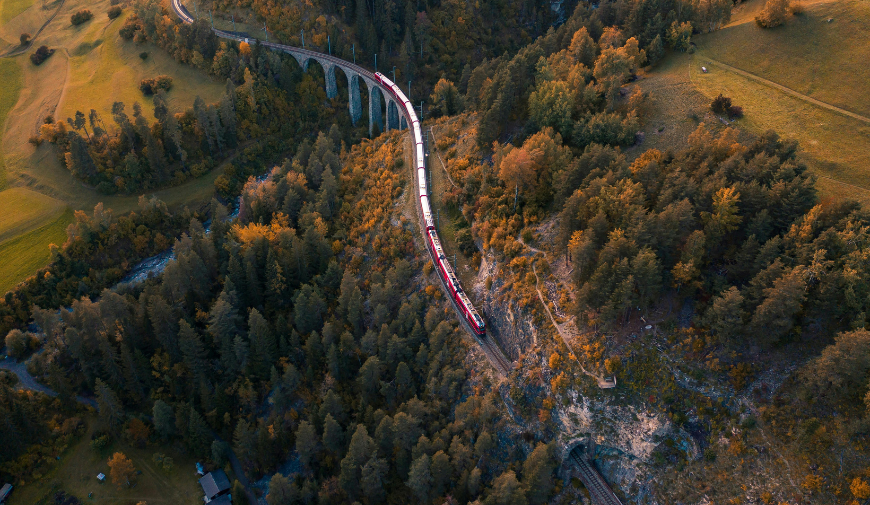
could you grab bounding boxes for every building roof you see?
[199,469,231,499]
[208,494,232,504]
[0,483,12,501]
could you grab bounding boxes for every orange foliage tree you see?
[108,452,137,488]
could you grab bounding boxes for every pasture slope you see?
[0,0,226,292]
[6,418,204,505]
[636,0,870,204]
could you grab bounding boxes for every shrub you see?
[71,9,93,26]
[107,6,122,19]
[456,228,476,256]
[90,434,111,452]
[139,75,173,95]
[711,94,732,115]
[30,45,54,65]
[5,329,29,357]
[139,51,148,60]
[727,105,744,119]
[19,33,31,45]
[119,16,141,40]
[755,0,790,28]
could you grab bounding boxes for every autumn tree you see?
[801,329,870,405]
[593,45,632,107]
[126,418,151,448]
[667,21,693,51]
[528,79,574,138]
[568,27,596,67]
[498,147,542,209]
[108,452,137,488]
[430,78,463,116]
[705,287,746,344]
[756,0,791,28]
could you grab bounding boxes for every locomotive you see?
[374,72,486,337]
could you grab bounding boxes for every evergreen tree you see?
[248,309,277,377]
[406,454,432,502]
[360,455,389,503]
[153,399,175,439]
[188,408,212,457]
[323,414,344,454]
[295,420,318,469]
[95,378,125,435]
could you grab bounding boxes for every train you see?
[373,72,486,337]
[168,0,487,337]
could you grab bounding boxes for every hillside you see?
[0,0,226,292]
[631,0,870,205]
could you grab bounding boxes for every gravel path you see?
[0,355,97,408]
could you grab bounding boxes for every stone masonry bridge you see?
[172,0,407,137]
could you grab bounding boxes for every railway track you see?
[569,448,623,505]
[177,0,515,379]
[170,7,624,500]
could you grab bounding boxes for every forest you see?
[3,0,870,502]
[2,130,561,505]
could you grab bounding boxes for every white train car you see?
[374,71,486,337]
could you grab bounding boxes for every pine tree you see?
[95,378,125,435]
[521,443,557,505]
[148,296,181,360]
[295,420,318,469]
[322,414,344,454]
[360,455,389,503]
[153,400,175,439]
[430,450,451,497]
[178,319,208,381]
[188,408,212,457]
[208,291,241,373]
[339,424,375,497]
[358,356,382,404]
[406,454,432,502]
[248,309,277,377]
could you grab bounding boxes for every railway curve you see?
[169,5,623,504]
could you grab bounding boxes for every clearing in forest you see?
[635,0,870,204]
[0,0,226,290]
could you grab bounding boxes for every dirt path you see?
[0,355,98,407]
[427,126,460,190]
[530,261,615,389]
[0,0,67,58]
[701,56,870,125]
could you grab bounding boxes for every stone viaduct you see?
[173,0,406,136]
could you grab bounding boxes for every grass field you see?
[700,0,870,117]
[0,186,66,244]
[0,0,231,287]
[0,208,70,294]
[57,10,226,123]
[8,419,204,505]
[632,0,870,204]
[0,57,22,188]
[0,0,34,25]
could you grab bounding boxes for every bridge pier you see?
[323,63,337,99]
[367,82,383,136]
[387,100,400,131]
[348,74,362,126]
